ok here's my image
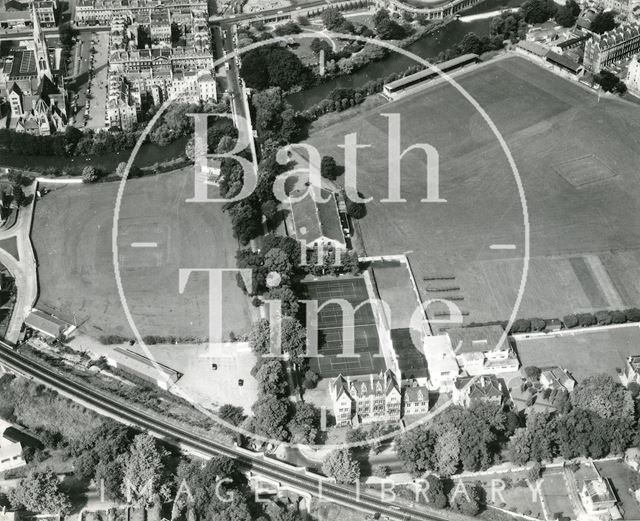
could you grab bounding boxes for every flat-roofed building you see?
[447,325,519,376]
[423,334,459,390]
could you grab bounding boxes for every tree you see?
[594,70,627,95]
[395,425,436,475]
[287,402,320,444]
[322,449,360,484]
[281,317,307,365]
[346,198,367,219]
[375,17,406,40]
[121,434,169,506]
[11,186,27,207]
[590,11,617,34]
[554,1,578,27]
[321,8,347,31]
[265,285,299,317]
[433,427,461,476]
[251,396,291,441]
[461,33,483,55]
[520,0,557,23]
[507,428,531,465]
[449,481,482,516]
[563,314,579,328]
[571,374,634,419]
[219,404,245,426]
[422,475,448,508]
[241,47,312,91]
[261,200,279,222]
[82,165,99,183]
[524,366,541,380]
[9,469,71,514]
[320,156,339,180]
[527,461,543,482]
[72,422,136,500]
[255,360,289,397]
[249,319,272,355]
[264,248,294,282]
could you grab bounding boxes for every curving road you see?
[0,183,39,343]
[0,340,462,521]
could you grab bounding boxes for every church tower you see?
[32,4,53,81]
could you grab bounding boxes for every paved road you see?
[0,183,39,343]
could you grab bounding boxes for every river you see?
[287,0,525,111]
[0,136,189,174]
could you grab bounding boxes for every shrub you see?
[611,310,627,324]
[524,366,541,380]
[511,318,531,333]
[577,313,596,327]
[252,296,262,307]
[531,318,546,331]
[99,335,130,345]
[563,314,579,328]
[626,308,640,322]
[595,310,612,325]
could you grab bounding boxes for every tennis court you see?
[303,278,387,378]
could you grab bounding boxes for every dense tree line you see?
[396,374,640,477]
[594,70,627,95]
[241,46,314,91]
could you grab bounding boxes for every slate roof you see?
[455,374,503,400]
[289,188,345,246]
[404,385,429,404]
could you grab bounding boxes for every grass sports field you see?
[305,55,640,326]
[32,172,253,340]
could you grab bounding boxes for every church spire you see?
[32,4,52,81]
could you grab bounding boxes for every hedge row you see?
[508,308,640,333]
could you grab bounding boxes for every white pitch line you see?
[131,242,158,248]
[490,244,517,250]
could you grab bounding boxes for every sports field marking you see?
[490,244,517,250]
[131,242,158,248]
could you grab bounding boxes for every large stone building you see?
[584,22,640,71]
[330,370,402,427]
[104,3,216,129]
[626,54,640,93]
[0,0,56,30]
[75,0,207,25]
[0,6,67,135]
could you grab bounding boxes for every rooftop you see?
[24,309,67,338]
[288,188,345,246]
[446,325,507,354]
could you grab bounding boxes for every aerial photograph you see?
[1,0,640,519]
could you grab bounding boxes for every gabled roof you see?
[540,366,575,390]
[289,188,345,246]
[455,374,503,400]
[404,385,429,404]
[24,309,67,338]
